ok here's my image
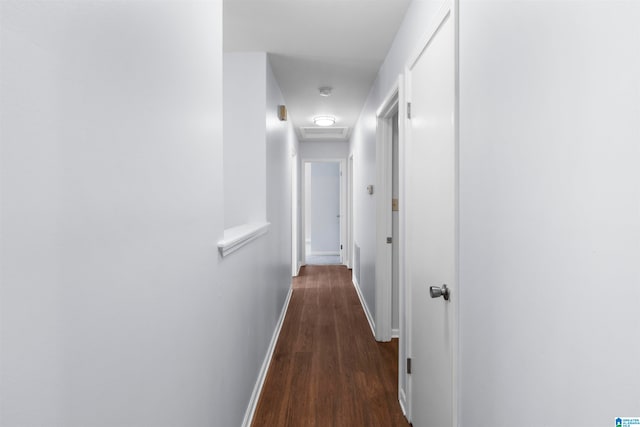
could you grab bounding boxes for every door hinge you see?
[407,102,412,119]
[407,358,412,374]
[340,244,343,250]
[386,237,392,244]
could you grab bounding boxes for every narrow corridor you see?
[252,266,409,426]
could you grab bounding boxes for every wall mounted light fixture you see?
[277,105,287,121]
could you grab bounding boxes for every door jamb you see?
[375,78,412,420]
[347,155,354,269]
[374,81,400,343]
[291,153,299,276]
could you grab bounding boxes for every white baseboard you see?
[399,388,409,421]
[391,328,400,338]
[351,274,376,338]
[295,261,302,276]
[308,251,340,256]
[241,287,293,427]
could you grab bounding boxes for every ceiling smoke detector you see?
[319,87,333,97]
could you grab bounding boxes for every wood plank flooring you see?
[251,265,410,427]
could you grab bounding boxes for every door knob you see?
[429,284,450,301]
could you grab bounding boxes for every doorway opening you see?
[375,79,410,419]
[291,152,300,276]
[302,160,346,266]
[375,81,402,343]
[347,154,354,269]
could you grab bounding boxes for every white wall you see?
[224,52,267,228]
[349,105,377,324]
[0,4,296,427]
[458,1,640,425]
[309,162,341,254]
[0,2,225,425]
[266,56,297,286]
[299,140,349,159]
[219,53,297,425]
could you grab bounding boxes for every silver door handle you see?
[430,284,450,301]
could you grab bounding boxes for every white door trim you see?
[291,153,300,276]
[347,154,354,269]
[374,81,400,343]
[403,0,459,424]
[374,77,412,421]
[397,79,409,420]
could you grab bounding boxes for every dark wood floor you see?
[251,265,410,427]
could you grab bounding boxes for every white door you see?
[309,162,340,254]
[406,6,456,426]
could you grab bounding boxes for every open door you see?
[302,160,346,265]
[405,2,457,426]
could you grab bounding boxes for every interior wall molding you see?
[218,222,270,257]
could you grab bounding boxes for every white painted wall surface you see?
[265,56,296,294]
[310,162,341,254]
[224,52,267,228]
[1,4,295,427]
[1,3,225,425]
[299,140,349,159]
[220,54,297,426]
[458,1,640,424]
[349,106,378,334]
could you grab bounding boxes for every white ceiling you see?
[223,0,411,142]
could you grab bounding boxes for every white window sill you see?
[217,222,270,257]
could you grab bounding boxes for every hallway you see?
[252,266,409,427]
[3,2,640,426]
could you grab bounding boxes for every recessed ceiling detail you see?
[300,127,349,141]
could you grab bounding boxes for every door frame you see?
[403,0,459,424]
[291,152,300,276]
[347,154,354,269]
[374,79,402,343]
[300,158,347,265]
[374,77,412,418]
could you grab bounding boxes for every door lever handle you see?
[429,284,450,301]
